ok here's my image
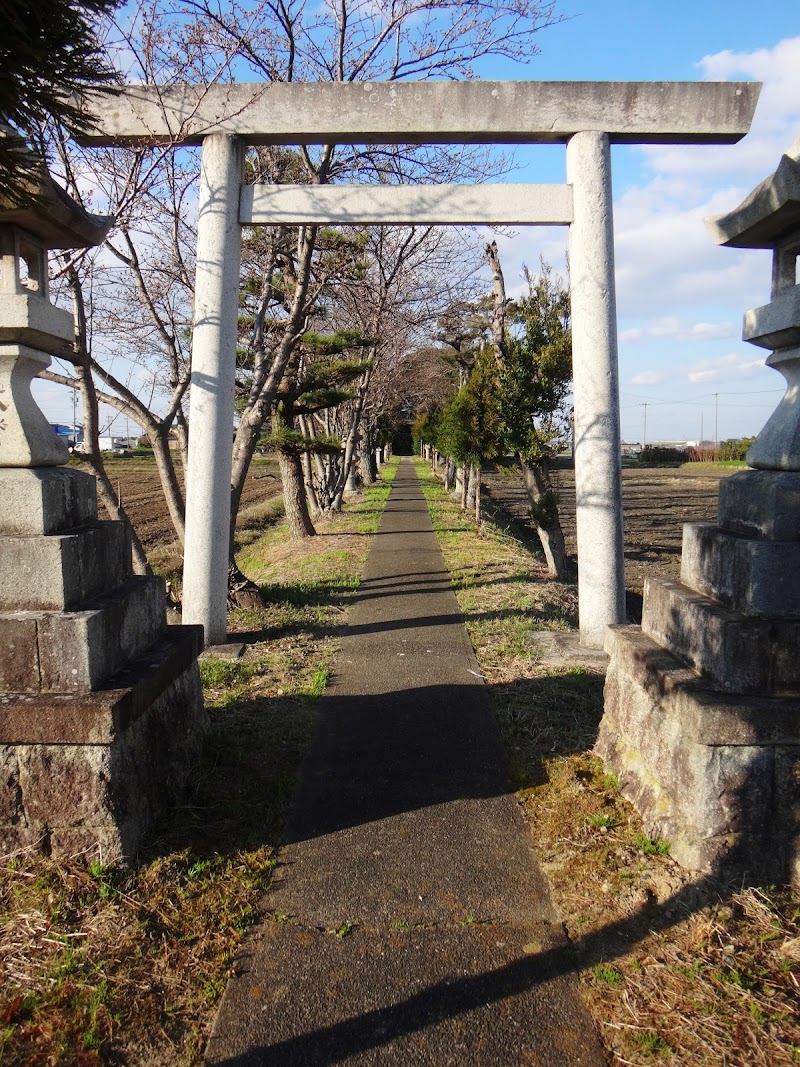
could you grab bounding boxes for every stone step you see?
[718,469,800,541]
[681,522,800,618]
[598,624,800,882]
[0,521,132,611]
[0,625,206,864]
[602,623,800,747]
[0,576,167,693]
[641,577,800,694]
[0,467,97,536]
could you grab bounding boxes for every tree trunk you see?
[149,424,186,545]
[466,464,477,511]
[474,463,481,525]
[445,457,456,493]
[82,450,150,575]
[460,466,468,509]
[66,264,151,576]
[227,561,264,609]
[300,446,322,518]
[453,464,463,498]
[519,457,569,580]
[278,449,316,539]
[332,381,367,510]
[229,224,319,551]
[343,464,359,498]
[358,431,376,486]
[485,239,509,360]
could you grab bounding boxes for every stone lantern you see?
[0,157,207,863]
[595,139,800,887]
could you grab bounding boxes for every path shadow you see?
[212,852,763,1067]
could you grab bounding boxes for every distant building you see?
[50,423,83,448]
[74,434,134,454]
[645,440,690,452]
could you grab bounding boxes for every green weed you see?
[633,833,671,856]
[634,1030,672,1055]
[587,812,618,830]
[593,964,623,987]
[199,657,254,688]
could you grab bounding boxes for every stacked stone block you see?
[597,471,800,882]
[0,465,207,863]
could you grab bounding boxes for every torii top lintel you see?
[78,80,761,147]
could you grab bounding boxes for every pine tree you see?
[273,331,373,539]
[498,261,573,578]
[0,0,118,202]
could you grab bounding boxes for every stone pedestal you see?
[597,469,800,884]
[0,467,208,863]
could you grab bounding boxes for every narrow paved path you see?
[206,458,606,1066]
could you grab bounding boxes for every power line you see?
[621,387,783,405]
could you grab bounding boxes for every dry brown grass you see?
[418,458,800,1067]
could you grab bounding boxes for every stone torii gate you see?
[80,81,760,647]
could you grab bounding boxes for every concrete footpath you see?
[205,458,606,1066]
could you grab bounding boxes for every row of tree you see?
[413,247,573,581]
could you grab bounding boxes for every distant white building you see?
[76,434,133,454]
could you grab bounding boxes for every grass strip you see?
[415,457,800,1067]
[0,460,398,1066]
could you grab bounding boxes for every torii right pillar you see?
[596,140,800,887]
[567,131,626,648]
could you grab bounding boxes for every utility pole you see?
[700,411,704,448]
[642,402,648,448]
[713,392,719,450]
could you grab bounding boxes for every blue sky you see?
[35,1,800,444]
[482,1,800,444]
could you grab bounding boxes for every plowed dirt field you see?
[72,455,281,555]
[482,462,734,622]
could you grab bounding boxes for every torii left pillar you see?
[182,133,243,645]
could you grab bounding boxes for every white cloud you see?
[619,327,643,343]
[627,352,772,389]
[630,368,672,386]
[632,316,736,342]
[648,316,681,338]
[612,37,799,326]
[636,37,800,185]
[686,352,772,383]
[690,322,736,341]
[613,182,772,318]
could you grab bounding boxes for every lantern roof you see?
[0,137,111,249]
[706,137,800,249]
